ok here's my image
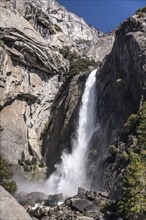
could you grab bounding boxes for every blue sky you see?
[58,0,145,32]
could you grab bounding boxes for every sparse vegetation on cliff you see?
[0,155,17,195]
[105,102,146,219]
[18,152,46,173]
[69,58,96,76]
[117,101,146,219]
[136,6,146,18]
[59,46,97,76]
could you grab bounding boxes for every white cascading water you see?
[46,69,97,196]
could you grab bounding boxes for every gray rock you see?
[50,193,63,202]
[71,198,91,212]
[98,192,109,199]
[64,197,72,206]
[0,185,32,220]
[77,217,94,220]
[78,187,86,197]
[86,191,97,201]
[18,192,48,206]
[44,194,63,207]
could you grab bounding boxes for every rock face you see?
[0,185,33,220]
[0,5,65,165]
[86,14,146,190]
[0,0,113,172]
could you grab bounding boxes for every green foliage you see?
[137,101,146,152]
[59,46,97,76]
[19,154,45,173]
[108,145,119,155]
[117,101,146,219]
[136,7,146,17]
[38,157,45,167]
[124,113,139,130]
[118,152,145,219]
[31,157,37,165]
[24,159,33,166]
[59,47,80,61]
[69,58,96,76]
[21,151,25,162]
[22,156,37,166]
[119,151,129,161]
[23,165,32,172]
[0,154,17,194]
[0,39,4,47]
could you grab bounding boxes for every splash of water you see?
[46,69,97,196]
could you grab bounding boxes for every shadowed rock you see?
[0,186,32,220]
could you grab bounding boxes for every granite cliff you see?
[0,0,113,169]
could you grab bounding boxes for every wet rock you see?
[44,193,63,207]
[78,187,86,197]
[18,192,48,206]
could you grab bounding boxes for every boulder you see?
[0,185,32,220]
[71,198,91,212]
[64,197,72,206]
[18,191,48,206]
[86,190,97,201]
[78,187,86,197]
[98,192,109,199]
[84,203,104,219]
[44,193,63,207]
[27,206,50,219]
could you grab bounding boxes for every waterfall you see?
[46,69,97,196]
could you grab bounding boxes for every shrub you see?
[31,157,37,165]
[0,39,4,48]
[0,154,17,194]
[24,159,32,166]
[119,151,129,161]
[124,114,139,130]
[59,46,97,76]
[136,6,146,17]
[39,157,45,167]
[69,58,96,76]
[136,6,146,15]
[59,47,80,61]
[137,101,146,151]
[117,152,145,219]
[23,165,32,172]
[108,145,119,155]
[21,151,25,162]
[117,101,146,219]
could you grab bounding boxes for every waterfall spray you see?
[46,69,97,196]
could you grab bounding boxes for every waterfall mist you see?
[45,69,98,197]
